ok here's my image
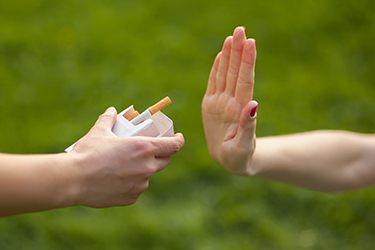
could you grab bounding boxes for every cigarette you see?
[123,109,140,121]
[130,96,172,125]
[148,96,172,115]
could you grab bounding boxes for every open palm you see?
[202,27,257,175]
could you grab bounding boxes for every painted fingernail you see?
[250,104,258,118]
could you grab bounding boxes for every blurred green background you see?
[0,0,374,249]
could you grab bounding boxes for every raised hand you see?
[202,26,257,175]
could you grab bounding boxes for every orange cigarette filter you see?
[123,110,140,121]
[148,96,172,115]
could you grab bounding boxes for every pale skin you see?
[0,107,184,217]
[202,26,375,192]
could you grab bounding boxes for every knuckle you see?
[91,125,107,134]
[232,45,242,53]
[216,74,226,83]
[228,65,238,75]
[133,140,153,156]
[237,75,249,85]
[131,140,144,150]
[140,164,157,177]
[126,197,138,205]
[145,165,157,176]
[99,113,112,120]
[242,60,254,68]
[143,145,154,156]
[169,142,181,154]
[125,192,141,205]
[141,181,150,192]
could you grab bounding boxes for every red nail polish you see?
[250,105,258,118]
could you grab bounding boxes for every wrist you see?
[244,149,262,176]
[53,153,84,208]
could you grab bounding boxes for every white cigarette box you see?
[65,105,174,152]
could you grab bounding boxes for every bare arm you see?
[202,27,375,192]
[252,131,375,192]
[0,107,184,217]
[0,153,77,216]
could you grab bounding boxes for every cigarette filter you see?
[131,96,172,125]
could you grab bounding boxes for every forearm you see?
[251,131,375,192]
[0,153,78,217]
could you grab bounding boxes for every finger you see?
[154,157,172,172]
[206,52,222,95]
[225,26,246,96]
[136,180,150,193]
[235,39,256,105]
[216,36,232,92]
[149,133,185,158]
[236,101,258,149]
[94,107,117,130]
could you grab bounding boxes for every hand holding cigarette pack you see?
[65,97,174,152]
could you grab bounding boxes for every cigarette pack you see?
[65,105,174,153]
[113,105,174,137]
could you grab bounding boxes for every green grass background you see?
[0,0,375,249]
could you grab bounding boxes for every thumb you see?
[149,133,185,158]
[94,107,117,130]
[236,101,258,149]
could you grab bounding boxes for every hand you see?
[202,26,257,175]
[68,107,184,207]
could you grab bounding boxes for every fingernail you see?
[105,107,117,115]
[250,104,258,118]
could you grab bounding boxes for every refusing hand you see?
[202,26,258,176]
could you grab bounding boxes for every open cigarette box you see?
[113,105,174,137]
[65,97,174,152]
